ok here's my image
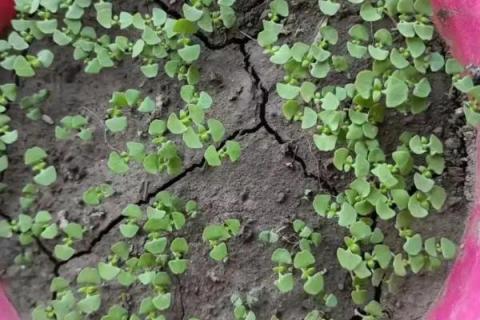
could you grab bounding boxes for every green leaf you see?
[173,19,198,34]
[270,44,291,64]
[167,113,187,134]
[372,164,398,188]
[95,2,113,28]
[208,119,225,142]
[183,127,203,149]
[25,146,47,165]
[413,78,431,98]
[171,237,189,254]
[54,244,75,261]
[178,45,201,63]
[276,83,300,99]
[204,145,221,166]
[220,5,236,28]
[385,76,408,108]
[440,237,456,260]
[40,224,58,239]
[8,32,29,50]
[225,140,241,162]
[275,273,294,293]
[182,4,204,21]
[77,294,101,315]
[373,244,392,269]
[302,107,318,129]
[350,221,371,240]
[203,224,228,241]
[360,2,382,21]
[393,254,407,276]
[272,248,292,264]
[337,248,362,271]
[414,173,434,193]
[144,237,167,255]
[376,199,395,220]
[304,272,324,295]
[355,70,374,98]
[425,237,437,257]
[119,223,139,238]
[403,234,423,256]
[37,50,54,67]
[282,100,299,120]
[293,250,315,269]
[322,92,340,110]
[313,134,337,151]
[107,152,129,174]
[210,242,228,261]
[106,117,127,133]
[34,166,57,186]
[408,194,429,218]
[338,202,357,227]
[0,220,12,238]
[140,63,159,78]
[138,97,155,113]
[428,186,447,210]
[152,8,167,26]
[319,1,341,16]
[14,56,35,77]
[98,262,120,281]
[271,0,289,16]
[391,189,409,210]
[168,259,189,274]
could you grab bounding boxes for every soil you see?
[0,0,474,319]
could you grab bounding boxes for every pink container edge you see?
[426,129,480,320]
[0,282,19,320]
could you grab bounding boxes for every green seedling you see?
[105,89,155,133]
[54,222,85,261]
[82,184,114,206]
[24,146,57,186]
[204,140,241,166]
[231,294,256,320]
[182,0,237,31]
[19,89,49,121]
[202,218,240,262]
[258,0,457,312]
[55,115,93,141]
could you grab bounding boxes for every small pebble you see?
[41,114,54,125]
[276,192,287,203]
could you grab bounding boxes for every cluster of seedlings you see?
[0,0,478,319]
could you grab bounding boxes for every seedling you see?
[24,146,57,186]
[55,115,93,141]
[231,294,256,320]
[105,89,155,133]
[258,0,457,313]
[258,229,279,244]
[54,222,85,261]
[82,184,114,206]
[204,140,241,167]
[202,218,240,262]
[0,83,18,174]
[19,89,49,121]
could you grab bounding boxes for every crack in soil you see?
[52,121,263,274]
[37,11,341,309]
[238,42,339,195]
[174,276,186,320]
[48,40,327,273]
[155,0,265,51]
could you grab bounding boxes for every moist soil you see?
[0,0,474,319]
